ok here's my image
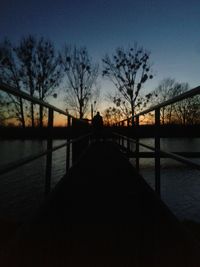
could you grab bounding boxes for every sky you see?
[1,0,200,111]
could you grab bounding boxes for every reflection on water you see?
[0,140,66,222]
[0,138,199,222]
[129,138,200,222]
[138,162,200,222]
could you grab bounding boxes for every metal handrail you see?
[0,82,92,195]
[113,85,200,196]
[136,85,200,118]
[117,85,200,123]
[0,82,69,116]
[0,132,92,176]
[113,133,200,170]
[113,132,200,197]
[0,82,89,123]
[0,142,67,176]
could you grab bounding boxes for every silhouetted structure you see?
[1,82,200,266]
[1,142,199,266]
[92,111,103,141]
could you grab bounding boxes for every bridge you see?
[0,83,200,266]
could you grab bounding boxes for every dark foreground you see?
[1,142,200,266]
[0,124,200,139]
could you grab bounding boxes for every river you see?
[0,138,199,223]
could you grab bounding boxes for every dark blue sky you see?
[1,0,200,97]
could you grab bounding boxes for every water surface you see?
[0,138,199,222]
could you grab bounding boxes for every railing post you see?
[155,108,161,196]
[67,115,71,127]
[127,136,130,156]
[122,135,124,148]
[121,122,124,148]
[136,116,139,172]
[45,108,54,196]
[66,139,71,172]
[122,136,124,149]
[126,119,130,156]
[66,115,71,172]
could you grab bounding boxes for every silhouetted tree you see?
[113,94,131,119]
[105,92,131,120]
[0,39,25,127]
[16,36,62,127]
[149,78,200,124]
[149,78,179,124]
[15,36,36,126]
[103,106,123,126]
[108,92,151,123]
[102,44,153,124]
[173,84,200,125]
[36,38,62,126]
[185,95,200,124]
[61,46,99,119]
[0,93,6,125]
[0,36,62,127]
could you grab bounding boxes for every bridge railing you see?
[0,82,92,195]
[113,85,200,196]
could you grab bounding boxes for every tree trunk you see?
[183,107,186,125]
[29,79,35,127]
[16,84,25,128]
[19,97,25,128]
[168,105,173,124]
[162,107,165,124]
[131,100,134,126]
[79,99,84,119]
[31,103,35,127]
[39,105,43,127]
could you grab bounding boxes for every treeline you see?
[0,36,99,127]
[0,37,199,127]
[103,79,200,126]
[101,46,199,126]
[0,37,61,127]
[146,79,200,125]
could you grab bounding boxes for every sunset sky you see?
[1,0,200,115]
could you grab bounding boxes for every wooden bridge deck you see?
[1,141,200,266]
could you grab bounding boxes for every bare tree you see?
[173,83,200,125]
[15,36,37,127]
[186,95,200,124]
[0,92,7,126]
[149,78,199,125]
[0,39,25,127]
[16,36,62,127]
[35,38,62,126]
[103,107,123,126]
[61,46,99,119]
[149,78,178,124]
[102,44,153,124]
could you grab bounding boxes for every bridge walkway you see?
[2,141,200,266]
